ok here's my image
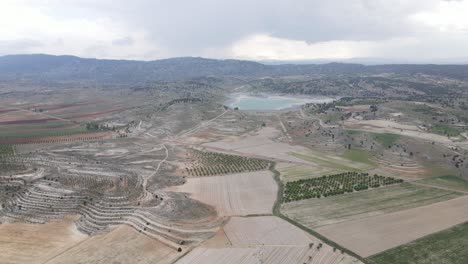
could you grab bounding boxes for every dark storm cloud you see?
[102,0,435,55]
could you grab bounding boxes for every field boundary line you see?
[269,162,369,264]
[409,181,468,194]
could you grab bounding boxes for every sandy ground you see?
[203,127,313,164]
[0,217,180,264]
[316,194,468,257]
[46,225,179,264]
[224,216,314,246]
[176,246,361,264]
[0,216,87,264]
[167,171,278,216]
[344,119,456,145]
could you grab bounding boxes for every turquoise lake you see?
[227,94,334,110]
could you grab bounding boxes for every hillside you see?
[1,54,468,85]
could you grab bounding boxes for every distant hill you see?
[0,54,468,84]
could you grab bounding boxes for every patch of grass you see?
[343,148,375,165]
[418,175,468,192]
[345,129,362,136]
[368,221,468,264]
[431,124,462,137]
[322,112,344,123]
[425,164,457,178]
[373,133,400,147]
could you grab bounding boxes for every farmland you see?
[185,149,270,176]
[278,164,341,182]
[1,55,468,263]
[283,172,402,202]
[223,216,312,246]
[368,221,468,264]
[416,175,468,192]
[282,183,462,228]
[0,99,129,144]
[167,171,278,216]
[316,195,468,257]
[291,151,374,171]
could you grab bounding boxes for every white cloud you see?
[230,34,373,60]
[0,0,468,61]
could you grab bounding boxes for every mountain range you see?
[1,54,468,84]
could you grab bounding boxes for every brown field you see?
[0,216,180,264]
[204,127,315,164]
[167,171,278,216]
[46,225,179,264]
[0,216,87,264]
[223,216,313,246]
[316,195,468,257]
[177,246,361,264]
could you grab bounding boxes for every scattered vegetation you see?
[283,172,403,202]
[0,144,25,173]
[373,133,400,147]
[186,149,271,176]
[431,124,462,137]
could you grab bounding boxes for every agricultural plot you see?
[291,151,374,171]
[344,119,454,145]
[223,216,312,246]
[416,175,468,193]
[47,225,180,264]
[203,127,313,164]
[167,171,277,216]
[283,172,402,202]
[373,132,400,147]
[278,164,341,182]
[0,144,25,173]
[368,221,468,264]
[186,149,270,177]
[0,217,87,264]
[316,195,468,257]
[282,183,462,228]
[177,246,362,264]
[0,100,124,144]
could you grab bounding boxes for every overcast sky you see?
[1,0,468,62]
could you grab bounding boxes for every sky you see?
[1,0,468,62]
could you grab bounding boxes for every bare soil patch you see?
[167,171,278,216]
[0,216,87,264]
[46,225,179,264]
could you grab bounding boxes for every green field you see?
[368,221,468,264]
[283,172,402,202]
[343,148,375,165]
[373,133,400,147]
[0,122,87,138]
[417,175,468,192]
[281,182,462,228]
[431,124,462,137]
